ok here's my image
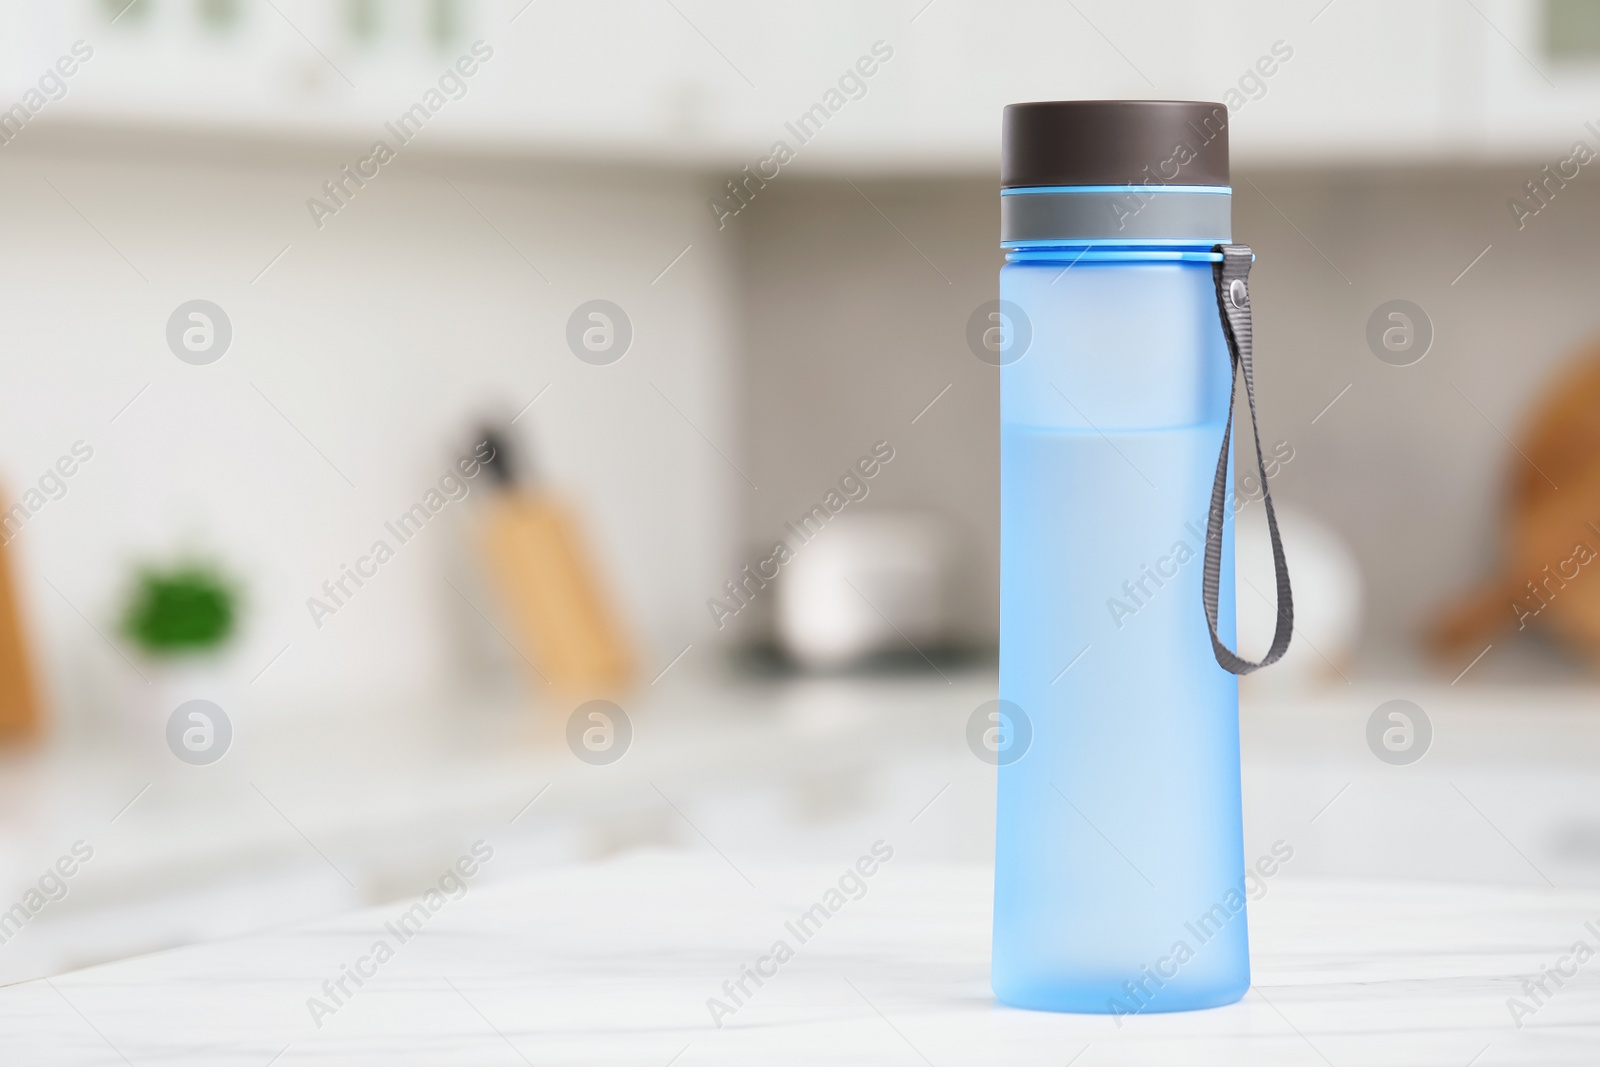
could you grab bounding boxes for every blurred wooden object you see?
[1429,345,1600,661]
[0,509,41,741]
[481,496,634,694]
[475,430,633,695]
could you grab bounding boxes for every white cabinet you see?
[3,0,1597,168]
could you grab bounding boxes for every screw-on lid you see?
[1002,100,1230,189]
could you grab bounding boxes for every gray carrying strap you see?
[1204,244,1293,674]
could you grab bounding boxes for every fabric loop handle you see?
[1203,244,1293,674]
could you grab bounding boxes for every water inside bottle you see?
[994,420,1248,1013]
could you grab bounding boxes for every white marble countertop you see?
[4,852,1598,1065]
[8,672,1600,994]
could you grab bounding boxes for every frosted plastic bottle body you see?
[993,247,1247,1013]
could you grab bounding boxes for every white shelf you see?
[6,1,1600,172]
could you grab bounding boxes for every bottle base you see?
[991,975,1250,1015]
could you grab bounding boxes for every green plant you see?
[122,564,238,657]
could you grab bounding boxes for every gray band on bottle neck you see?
[1000,188,1231,245]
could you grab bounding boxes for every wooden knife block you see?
[479,493,633,695]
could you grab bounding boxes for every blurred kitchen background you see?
[1,0,1599,983]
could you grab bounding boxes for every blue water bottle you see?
[991,100,1293,1015]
